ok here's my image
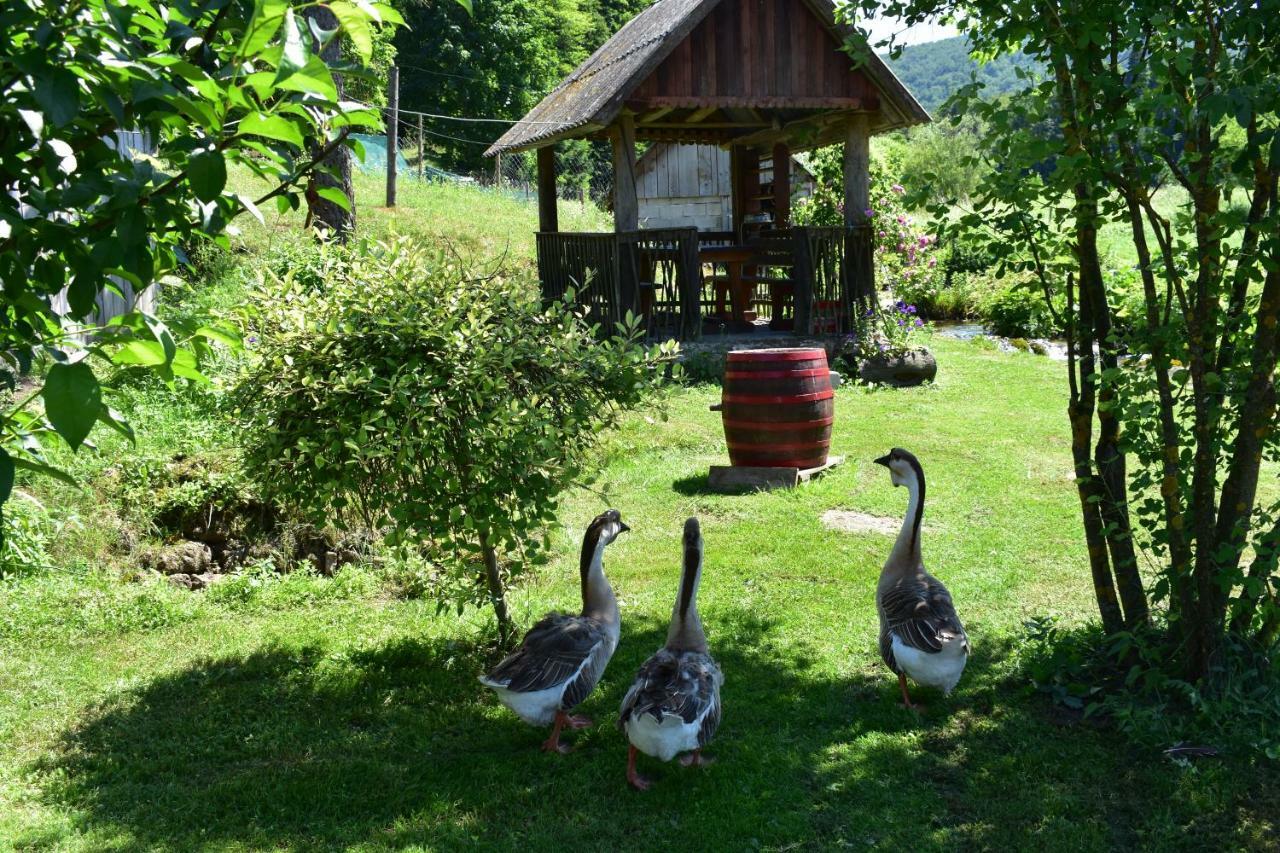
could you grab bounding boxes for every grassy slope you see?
[1,181,1276,851]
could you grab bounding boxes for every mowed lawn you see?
[2,337,1276,851]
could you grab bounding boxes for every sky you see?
[864,16,960,47]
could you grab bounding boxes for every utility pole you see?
[417,113,424,182]
[386,65,398,207]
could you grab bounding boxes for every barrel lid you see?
[726,347,828,362]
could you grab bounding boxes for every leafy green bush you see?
[1017,617,1280,760]
[236,238,675,641]
[979,278,1064,338]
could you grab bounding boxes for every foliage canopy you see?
[236,239,674,640]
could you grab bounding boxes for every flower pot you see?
[858,348,937,387]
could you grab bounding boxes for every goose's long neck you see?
[889,466,925,570]
[581,541,618,623]
[666,541,707,652]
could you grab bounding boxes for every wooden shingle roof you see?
[486,0,929,157]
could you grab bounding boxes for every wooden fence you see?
[535,224,875,341]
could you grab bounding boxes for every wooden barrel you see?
[720,348,834,469]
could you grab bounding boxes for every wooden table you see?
[699,245,756,331]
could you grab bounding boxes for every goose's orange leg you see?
[541,711,573,754]
[898,673,922,711]
[679,748,716,768]
[627,745,652,791]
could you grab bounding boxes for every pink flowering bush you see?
[791,146,945,306]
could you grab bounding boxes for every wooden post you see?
[844,114,874,314]
[417,113,424,181]
[772,142,791,226]
[844,114,870,227]
[611,113,639,233]
[537,145,558,234]
[386,65,398,207]
[730,146,745,235]
[495,153,502,188]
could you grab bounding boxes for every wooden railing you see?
[619,227,702,341]
[536,232,623,332]
[535,225,875,340]
[537,229,702,340]
[791,224,876,337]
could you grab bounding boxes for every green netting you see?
[351,133,467,182]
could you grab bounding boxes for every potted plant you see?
[845,302,937,387]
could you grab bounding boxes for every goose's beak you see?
[617,521,631,534]
[873,454,892,468]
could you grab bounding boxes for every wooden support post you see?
[729,146,745,235]
[417,113,424,182]
[386,66,398,207]
[611,113,639,233]
[537,145,558,234]
[495,153,502,188]
[844,114,874,314]
[772,142,791,226]
[844,114,870,227]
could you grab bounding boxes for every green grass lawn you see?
[2,336,1276,851]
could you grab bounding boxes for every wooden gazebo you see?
[486,0,930,340]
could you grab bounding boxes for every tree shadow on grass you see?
[32,612,1275,851]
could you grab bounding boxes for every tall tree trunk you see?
[479,531,514,646]
[1120,183,1192,622]
[302,6,355,240]
[1050,45,1128,634]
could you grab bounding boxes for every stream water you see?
[932,320,1071,360]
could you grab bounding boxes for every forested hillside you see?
[881,35,1040,113]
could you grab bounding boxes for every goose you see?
[873,449,969,709]
[618,517,723,791]
[479,509,628,753]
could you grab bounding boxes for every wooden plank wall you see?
[632,0,879,106]
[637,144,734,231]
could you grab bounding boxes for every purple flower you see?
[896,215,907,225]
[864,208,875,218]
[865,308,875,318]
[928,258,938,268]
[918,236,930,248]
[907,305,917,314]
[892,184,905,194]
[915,318,925,328]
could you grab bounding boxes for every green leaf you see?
[12,457,78,488]
[195,325,242,348]
[98,405,136,445]
[42,362,101,451]
[331,1,374,61]
[240,112,304,147]
[316,186,352,211]
[0,448,13,506]
[240,0,289,57]
[33,68,80,128]
[112,339,169,367]
[140,313,177,365]
[453,0,472,13]
[275,8,309,84]
[188,149,227,202]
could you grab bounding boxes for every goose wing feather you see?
[483,613,611,706]
[618,649,723,745]
[879,574,968,671]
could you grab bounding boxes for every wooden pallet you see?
[707,456,844,493]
